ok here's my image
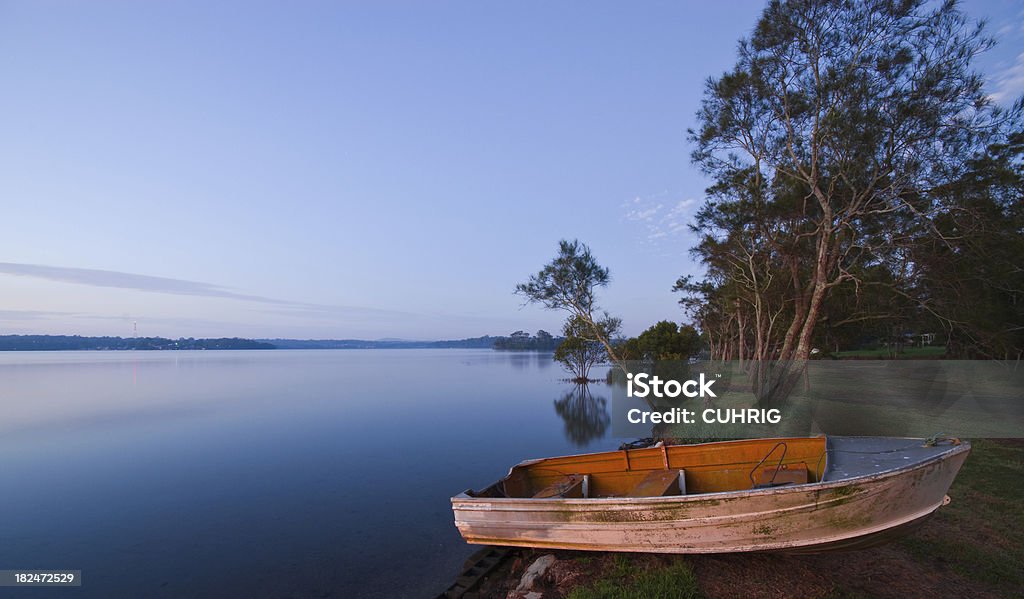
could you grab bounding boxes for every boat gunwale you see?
[451,437,970,505]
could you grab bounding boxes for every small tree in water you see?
[554,316,608,382]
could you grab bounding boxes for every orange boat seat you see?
[532,474,587,498]
[630,469,686,497]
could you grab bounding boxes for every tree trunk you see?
[778,260,807,361]
[736,301,746,371]
[794,193,834,360]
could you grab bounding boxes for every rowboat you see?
[451,436,969,553]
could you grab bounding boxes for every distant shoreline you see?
[0,334,562,352]
[0,335,274,351]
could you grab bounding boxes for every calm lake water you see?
[0,349,620,598]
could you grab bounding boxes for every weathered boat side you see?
[451,437,969,553]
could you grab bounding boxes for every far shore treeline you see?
[0,335,277,351]
[0,332,563,351]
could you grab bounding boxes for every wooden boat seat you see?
[532,474,586,498]
[630,469,686,497]
[753,462,808,488]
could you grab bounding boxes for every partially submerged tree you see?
[517,239,623,363]
[554,316,608,382]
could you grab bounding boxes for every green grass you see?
[896,439,1024,592]
[834,345,946,358]
[566,560,703,599]
[610,554,632,579]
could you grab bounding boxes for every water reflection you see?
[553,384,610,446]
[505,351,554,371]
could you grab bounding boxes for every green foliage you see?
[554,316,608,381]
[516,239,610,314]
[616,321,703,383]
[563,313,621,343]
[912,132,1024,358]
[554,336,604,381]
[632,321,702,362]
[493,330,560,350]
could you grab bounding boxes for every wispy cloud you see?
[0,262,532,338]
[0,262,295,305]
[0,262,409,319]
[989,51,1024,105]
[623,195,698,242]
[0,309,77,321]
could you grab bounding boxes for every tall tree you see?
[687,0,1019,364]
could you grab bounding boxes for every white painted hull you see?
[452,439,969,553]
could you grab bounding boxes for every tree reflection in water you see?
[553,384,610,446]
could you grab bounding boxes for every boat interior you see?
[470,437,829,499]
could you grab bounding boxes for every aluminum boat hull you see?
[451,437,969,553]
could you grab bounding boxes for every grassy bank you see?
[482,439,1022,598]
[833,346,947,359]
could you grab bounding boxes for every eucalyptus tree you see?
[687,0,1018,363]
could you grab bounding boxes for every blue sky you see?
[1,0,1022,340]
